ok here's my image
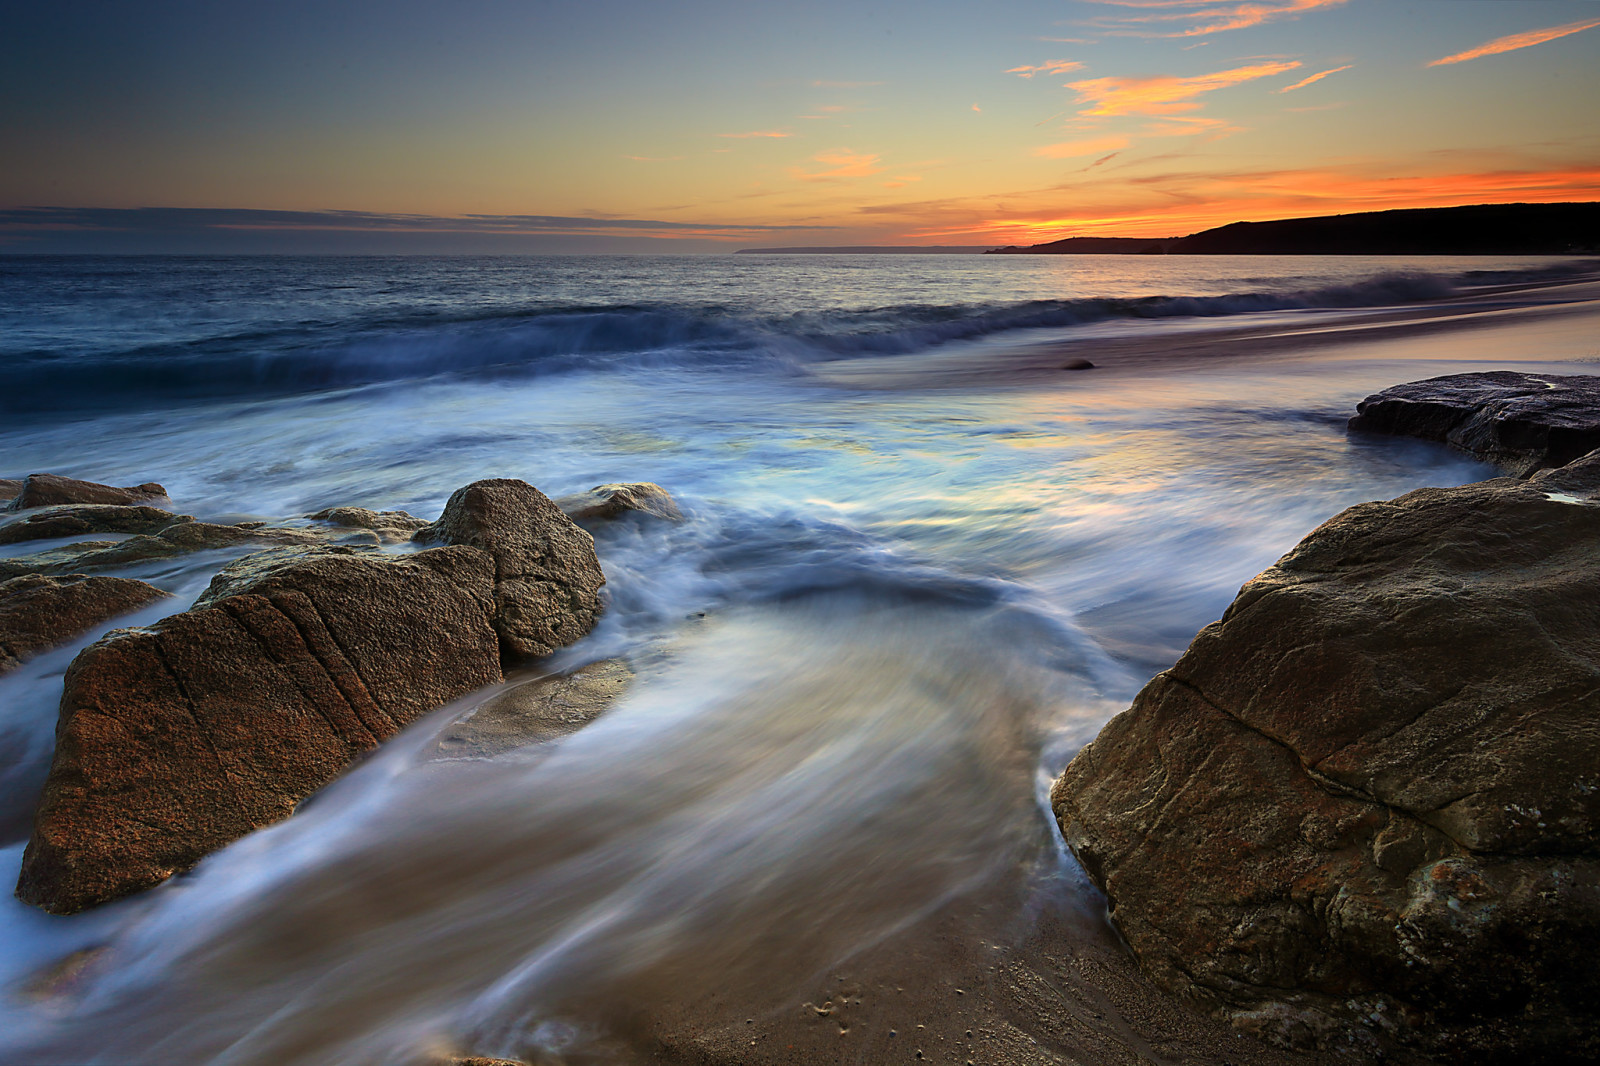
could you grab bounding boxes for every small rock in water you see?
[4,474,168,512]
[307,505,430,543]
[556,482,683,525]
[1061,359,1095,371]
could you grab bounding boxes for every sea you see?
[0,252,1593,1064]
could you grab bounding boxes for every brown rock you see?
[4,474,168,512]
[15,545,502,914]
[0,478,22,505]
[556,482,683,525]
[0,504,187,546]
[415,479,605,660]
[0,574,170,676]
[1052,455,1600,1059]
[308,506,431,543]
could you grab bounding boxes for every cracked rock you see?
[1052,450,1600,1061]
[15,545,501,914]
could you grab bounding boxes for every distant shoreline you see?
[735,245,993,254]
[987,202,1600,256]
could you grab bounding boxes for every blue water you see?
[0,253,1592,1064]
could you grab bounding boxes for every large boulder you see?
[15,545,502,914]
[1052,453,1600,1060]
[414,479,605,660]
[1348,370,1600,475]
[0,504,187,546]
[4,474,168,512]
[0,574,170,676]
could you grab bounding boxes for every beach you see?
[0,253,1595,1065]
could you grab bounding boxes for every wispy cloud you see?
[1036,135,1131,158]
[1082,0,1348,39]
[1067,60,1300,115]
[1278,64,1352,93]
[792,149,885,181]
[1429,16,1600,67]
[718,130,793,139]
[1006,59,1087,78]
[623,155,683,162]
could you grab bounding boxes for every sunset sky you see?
[3,0,1597,252]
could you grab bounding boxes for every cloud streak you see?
[1067,60,1300,115]
[1429,16,1600,67]
[1083,0,1348,39]
[1036,135,1131,158]
[718,130,793,139]
[1005,60,1086,78]
[791,150,885,181]
[1278,64,1352,93]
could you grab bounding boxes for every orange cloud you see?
[719,130,793,139]
[1278,64,1352,92]
[1067,60,1300,115]
[793,149,885,181]
[1036,135,1131,158]
[1084,0,1348,39]
[1429,16,1600,67]
[1006,60,1087,78]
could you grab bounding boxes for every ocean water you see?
[0,253,1593,1064]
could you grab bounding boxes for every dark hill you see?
[987,202,1600,255]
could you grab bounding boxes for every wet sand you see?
[814,276,1600,391]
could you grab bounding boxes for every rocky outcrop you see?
[308,506,431,543]
[556,482,683,525]
[0,504,187,546]
[0,479,22,505]
[15,546,502,914]
[414,479,605,660]
[4,474,168,512]
[0,522,340,581]
[0,575,170,677]
[1052,454,1600,1059]
[1348,370,1600,475]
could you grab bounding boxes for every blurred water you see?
[0,254,1583,1064]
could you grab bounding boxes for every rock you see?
[0,522,333,581]
[1052,454,1600,1059]
[414,479,605,660]
[431,658,633,760]
[15,545,502,914]
[1348,370,1600,475]
[0,479,21,505]
[4,474,168,512]
[556,482,683,525]
[0,575,170,676]
[1061,359,1096,371]
[0,504,188,546]
[308,506,431,543]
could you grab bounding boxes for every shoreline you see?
[812,276,1600,391]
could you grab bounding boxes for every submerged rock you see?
[0,522,337,581]
[4,474,168,512]
[0,504,188,546]
[431,658,633,760]
[1348,370,1600,475]
[414,479,605,661]
[1052,454,1600,1059]
[556,482,683,525]
[308,505,431,543]
[0,479,22,505]
[15,545,502,914]
[0,574,170,677]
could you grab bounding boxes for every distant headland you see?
[987,201,1600,256]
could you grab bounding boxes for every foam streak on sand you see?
[0,255,1596,1064]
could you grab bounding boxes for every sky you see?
[2,0,1597,252]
